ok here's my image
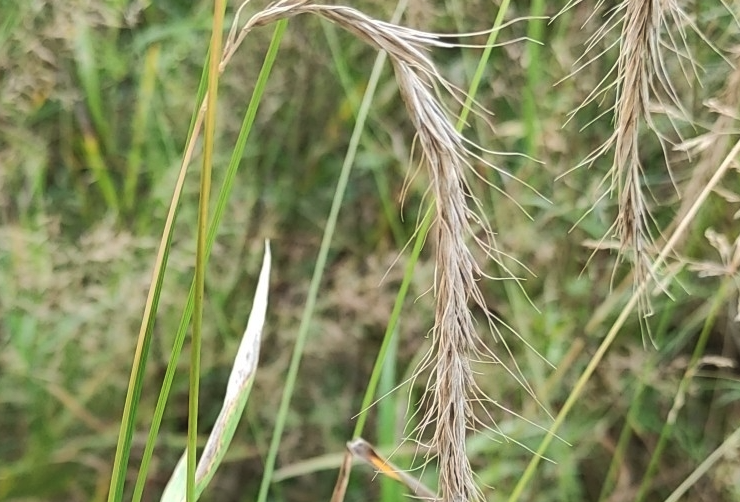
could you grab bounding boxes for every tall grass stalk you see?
[187,1,225,500]
[524,0,545,159]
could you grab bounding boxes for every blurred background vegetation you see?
[2,0,740,501]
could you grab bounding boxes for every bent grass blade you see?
[345,438,437,502]
[161,242,272,502]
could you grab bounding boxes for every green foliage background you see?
[1,1,739,501]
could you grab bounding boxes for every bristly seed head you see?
[229,2,540,500]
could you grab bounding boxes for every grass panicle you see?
[225,2,538,500]
[565,0,707,324]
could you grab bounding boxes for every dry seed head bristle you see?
[226,1,542,500]
[567,0,706,326]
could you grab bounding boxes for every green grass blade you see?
[78,124,120,213]
[378,329,401,502]
[352,204,432,439]
[73,22,119,212]
[108,17,220,502]
[107,122,180,502]
[129,21,287,502]
[523,0,545,158]
[458,0,510,128]
[187,0,225,499]
[321,21,361,115]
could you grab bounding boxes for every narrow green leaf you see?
[188,0,225,499]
